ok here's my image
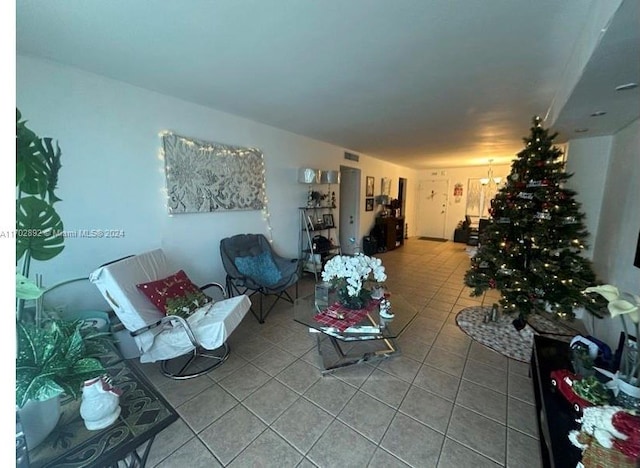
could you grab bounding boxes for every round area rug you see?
[455,306,542,362]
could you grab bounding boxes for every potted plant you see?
[16,108,65,323]
[16,310,109,448]
[15,110,107,448]
[321,253,387,310]
[584,285,640,409]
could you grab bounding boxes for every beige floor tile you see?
[447,405,506,465]
[271,398,333,453]
[337,391,396,443]
[437,438,501,468]
[228,429,302,467]
[154,436,222,468]
[306,420,377,467]
[381,413,444,467]
[199,405,266,465]
[399,386,454,433]
[456,379,507,424]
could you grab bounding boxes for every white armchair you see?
[89,249,251,379]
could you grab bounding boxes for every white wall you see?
[415,164,511,239]
[16,55,417,311]
[566,119,640,348]
[565,135,613,258]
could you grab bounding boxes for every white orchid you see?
[322,254,386,297]
[584,284,640,385]
[584,285,640,323]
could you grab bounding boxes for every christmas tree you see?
[464,116,603,321]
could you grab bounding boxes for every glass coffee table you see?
[293,293,418,374]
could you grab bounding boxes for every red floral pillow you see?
[136,270,211,318]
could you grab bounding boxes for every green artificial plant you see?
[16,109,65,322]
[16,108,65,279]
[16,318,108,408]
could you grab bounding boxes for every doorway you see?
[416,179,449,239]
[339,165,360,255]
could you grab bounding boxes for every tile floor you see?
[133,239,543,467]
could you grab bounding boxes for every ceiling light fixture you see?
[590,111,607,117]
[615,83,638,91]
[480,159,502,186]
[574,128,589,133]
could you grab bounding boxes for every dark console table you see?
[531,335,581,468]
[375,216,405,251]
[27,349,178,468]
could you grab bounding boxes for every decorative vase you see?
[80,376,122,430]
[616,379,640,410]
[17,396,61,449]
[337,285,370,310]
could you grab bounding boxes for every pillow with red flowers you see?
[136,270,211,318]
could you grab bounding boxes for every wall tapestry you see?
[161,132,266,214]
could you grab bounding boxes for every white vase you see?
[79,377,121,430]
[17,396,61,449]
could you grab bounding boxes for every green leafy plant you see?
[16,108,65,278]
[16,319,108,408]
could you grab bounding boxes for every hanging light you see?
[480,159,502,185]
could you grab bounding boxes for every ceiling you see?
[16,0,639,170]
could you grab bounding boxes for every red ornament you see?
[489,279,497,289]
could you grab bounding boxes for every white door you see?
[339,166,360,255]
[416,179,449,239]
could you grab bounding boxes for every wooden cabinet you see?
[375,216,405,251]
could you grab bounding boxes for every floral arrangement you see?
[583,285,640,386]
[321,254,387,309]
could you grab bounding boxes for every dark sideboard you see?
[531,335,582,468]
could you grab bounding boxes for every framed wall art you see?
[365,198,374,211]
[161,132,266,214]
[322,214,335,228]
[366,176,375,197]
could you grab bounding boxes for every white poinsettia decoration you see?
[583,285,640,323]
[321,254,387,297]
[584,284,640,385]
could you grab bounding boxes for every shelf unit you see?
[299,206,341,281]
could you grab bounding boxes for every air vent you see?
[344,152,359,162]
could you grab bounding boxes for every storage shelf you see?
[299,206,341,281]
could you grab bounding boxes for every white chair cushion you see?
[137,295,251,363]
[89,249,169,332]
[90,248,251,363]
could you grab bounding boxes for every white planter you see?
[17,397,61,449]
